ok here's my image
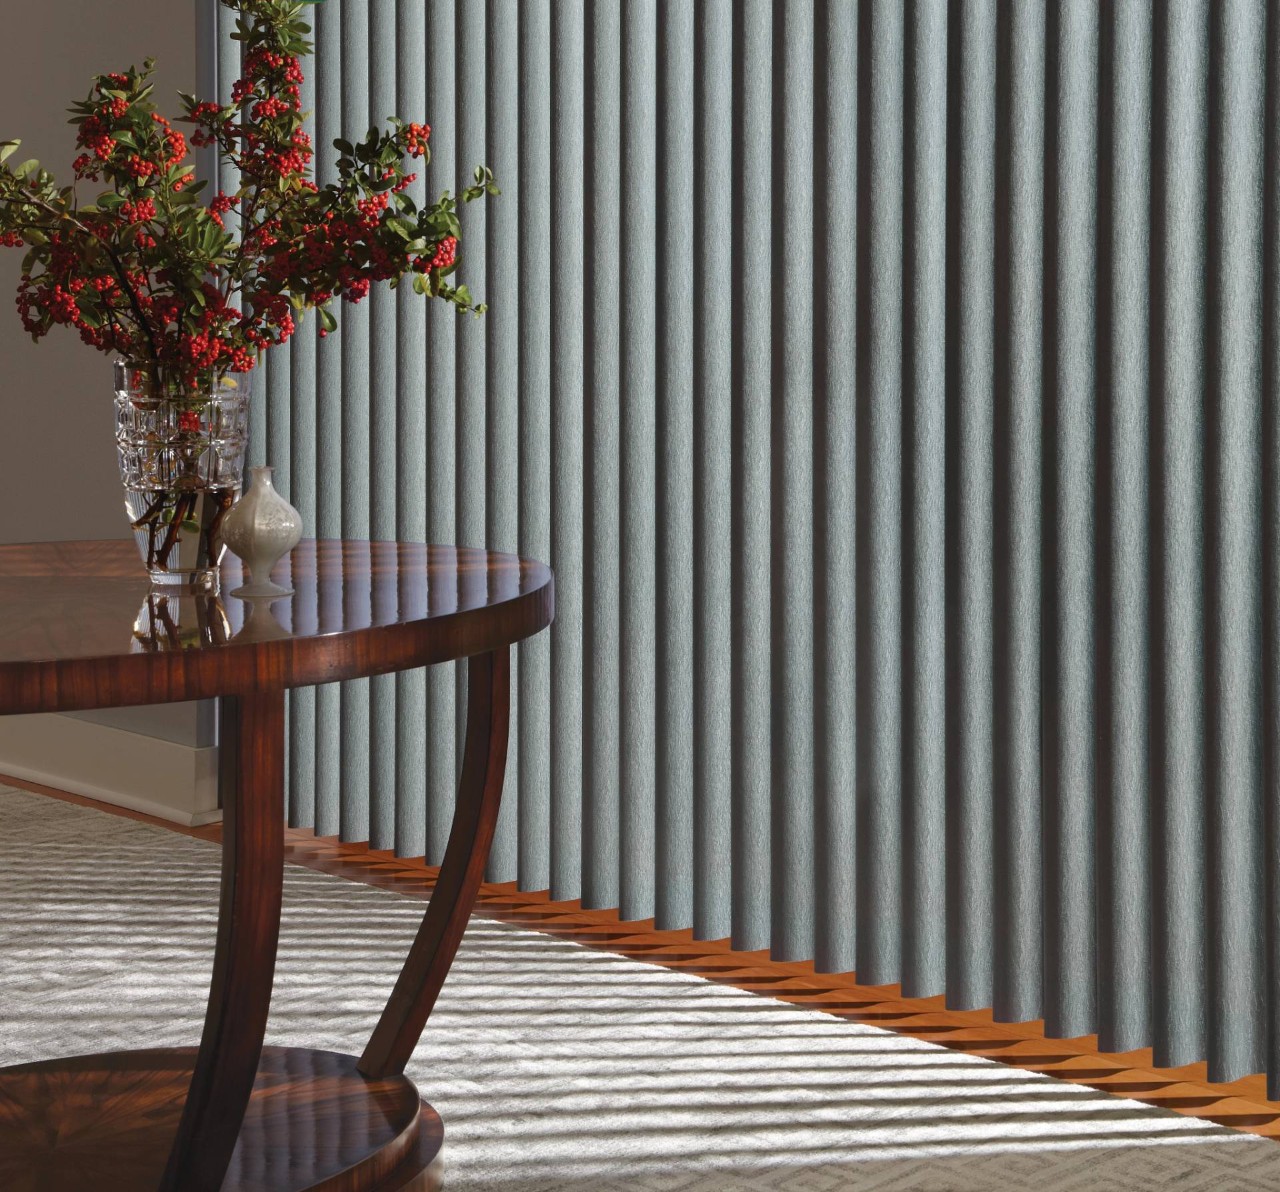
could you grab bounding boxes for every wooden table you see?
[0,540,554,1192]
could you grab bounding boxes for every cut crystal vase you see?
[114,359,250,588]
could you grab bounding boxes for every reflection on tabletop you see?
[131,589,292,651]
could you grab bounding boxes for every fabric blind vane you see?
[219,0,1280,1090]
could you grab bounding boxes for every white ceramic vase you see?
[220,465,302,600]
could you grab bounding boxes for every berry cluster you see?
[208,192,237,228]
[404,123,431,157]
[251,97,291,120]
[120,197,156,223]
[126,154,157,181]
[16,257,130,355]
[428,236,457,271]
[356,192,390,227]
[75,116,117,164]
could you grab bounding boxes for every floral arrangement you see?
[0,0,494,390]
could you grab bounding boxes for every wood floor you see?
[9,772,1280,1145]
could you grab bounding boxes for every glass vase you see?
[114,359,251,589]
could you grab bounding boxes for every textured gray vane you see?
[221,0,1279,1091]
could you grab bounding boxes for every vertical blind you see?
[217,0,1280,1089]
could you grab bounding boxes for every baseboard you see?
[0,713,220,827]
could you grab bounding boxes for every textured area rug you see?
[3,786,1280,1191]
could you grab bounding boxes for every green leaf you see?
[13,160,39,179]
[318,307,337,333]
[0,141,19,164]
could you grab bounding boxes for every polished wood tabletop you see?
[0,539,554,714]
[0,540,553,1191]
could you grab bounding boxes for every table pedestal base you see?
[0,1045,444,1191]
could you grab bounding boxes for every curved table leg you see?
[360,647,511,1079]
[160,689,286,1192]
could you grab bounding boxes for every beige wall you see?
[0,2,196,543]
[0,5,211,780]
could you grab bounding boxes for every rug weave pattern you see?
[2,787,1277,1191]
